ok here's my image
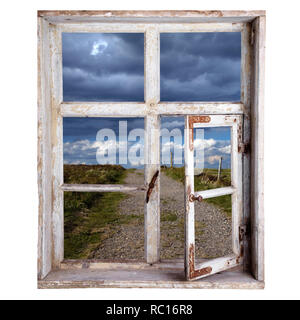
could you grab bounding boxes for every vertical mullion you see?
[184,116,195,279]
[50,25,64,268]
[241,23,252,272]
[144,26,160,263]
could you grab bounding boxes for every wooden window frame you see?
[37,10,265,289]
[185,115,244,281]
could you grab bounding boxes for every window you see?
[38,10,265,289]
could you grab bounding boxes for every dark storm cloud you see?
[160,33,241,101]
[62,33,144,101]
[63,117,144,141]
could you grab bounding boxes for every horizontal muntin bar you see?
[61,102,244,117]
[61,184,146,192]
[60,102,147,117]
[194,186,235,199]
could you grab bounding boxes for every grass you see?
[64,164,127,184]
[63,164,142,259]
[161,211,178,222]
[162,166,232,217]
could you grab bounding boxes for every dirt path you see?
[92,169,232,260]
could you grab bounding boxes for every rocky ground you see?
[92,169,232,260]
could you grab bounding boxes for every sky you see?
[62,32,239,169]
[63,117,231,170]
[62,32,240,102]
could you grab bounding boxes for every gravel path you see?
[92,169,232,260]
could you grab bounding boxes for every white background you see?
[0,0,299,300]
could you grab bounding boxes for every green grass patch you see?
[161,211,178,222]
[162,166,232,217]
[63,165,143,259]
[64,164,127,184]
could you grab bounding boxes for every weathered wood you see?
[157,102,244,115]
[50,25,64,269]
[38,10,265,25]
[59,22,243,34]
[61,258,216,270]
[37,17,53,280]
[185,115,243,281]
[61,102,147,117]
[59,23,146,33]
[192,254,243,281]
[38,269,264,289]
[61,184,146,192]
[184,116,194,280]
[231,116,244,256]
[251,16,265,282]
[159,23,243,32]
[61,102,244,117]
[241,23,252,272]
[37,11,265,287]
[144,26,160,264]
[192,114,240,128]
[194,187,235,199]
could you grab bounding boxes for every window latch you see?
[189,194,203,202]
[239,225,248,242]
[146,170,159,203]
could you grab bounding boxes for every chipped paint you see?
[188,116,211,151]
[188,244,212,279]
[38,12,265,286]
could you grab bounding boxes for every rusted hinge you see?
[146,170,159,203]
[238,143,250,154]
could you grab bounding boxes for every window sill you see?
[38,260,264,289]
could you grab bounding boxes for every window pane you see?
[194,196,233,259]
[160,117,185,259]
[62,33,144,101]
[64,192,144,260]
[159,118,232,259]
[63,117,144,184]
[160,33,241,101]
[194,126,232,192]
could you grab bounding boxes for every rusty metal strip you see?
[192,267,213,278]
[188,116,211,151]
[188,243,212,279]
[146,170,159,203]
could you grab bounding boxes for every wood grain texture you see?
[194,187,235,199]
[251,16,265,282]
[185,115,243,281]
[37,17,53,279]
[38,268,264,289]
[37,12,265,286]
[144,26,160,264]
[241,23,252,272]
[61,184,146,192]
[49,25,64,269]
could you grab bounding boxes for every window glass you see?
[63,117,145,185]
[160,33,241,101]
[62,33,144,101]
[64,192,144,260]
[194,126,232,192]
